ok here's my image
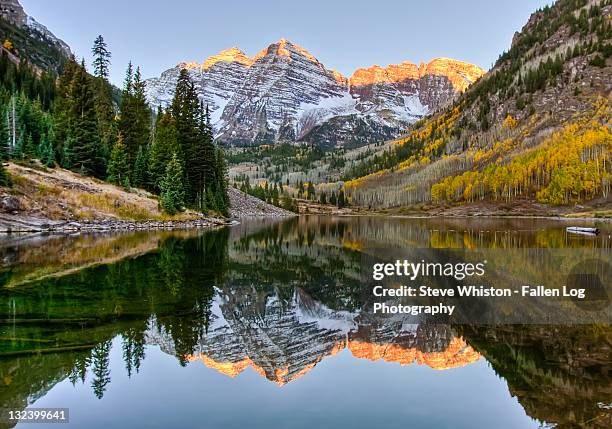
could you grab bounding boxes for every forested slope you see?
[344,0,611,210]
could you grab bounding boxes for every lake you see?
[0,216,610,428]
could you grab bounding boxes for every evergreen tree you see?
[23,133,36,158]
[272,183,279,206]
[92,35,111,80]
[131,67,151,159]
[160,153,185,215]
[69,61,105,177]
[0,160,10,186]
[53,59,79,165]
[200,103,217,210]
[280,193,296,212]
[107,133,130,186]
[337,189,346,208]
[167,69,229,214]
[132,145,148,188]
[37,134,55,167]
[118,63,150,174]
[91,35,115,163]
[171,69,200,204]
[148,111,180,192]
[91,340,112,400]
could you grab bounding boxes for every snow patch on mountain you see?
[293,289,357,334]
[25,16,71,55]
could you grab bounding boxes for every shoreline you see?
[342,212,612,223]
[0,215,236,234]
[1,210,609,235]
[296,202,612,223]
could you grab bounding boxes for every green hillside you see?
[343,0,611,212]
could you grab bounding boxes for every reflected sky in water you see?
[0,216,609,429]
[28,337,537,429]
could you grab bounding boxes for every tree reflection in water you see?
[0,216,609,428]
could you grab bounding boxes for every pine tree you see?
[131,67,151,160]
[337,189,346,208]
[69,61,105,177]
[53,59,105,176]
[167,69,229,214]
[0,162,10,187]
[148,111,180,192]
[171,69,201,206]
[117,63,135,169]
[13,127,24,159]
[201,105,215,180]
[92,35,111,80]
[107,133,130,186]
[91,35,115,163]
[132,145,148,188]
[37,134,55,167]
[53,59,79,165]
[23,133,35,158]
[160,153,185,215]
[118,63,150,174]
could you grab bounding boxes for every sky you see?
[21,0,551,87]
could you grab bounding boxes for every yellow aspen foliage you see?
[3,39,13,50]
[431,122,612,205]
[503,114,519,129]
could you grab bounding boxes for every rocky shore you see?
[0,187,296,233]
[0,213,234,233]
[227,187,296,218]
[0,164,295,234]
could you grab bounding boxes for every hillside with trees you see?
[342,0,611,213]
[0,25,231,219]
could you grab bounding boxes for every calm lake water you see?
[0,216,610,429]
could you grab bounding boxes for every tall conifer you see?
[92,35,111,80]
[91,35,115,162]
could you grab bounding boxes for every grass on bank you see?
[3,161,203,222]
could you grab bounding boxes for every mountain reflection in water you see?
[0,216,610,429]
[162,288,481,386]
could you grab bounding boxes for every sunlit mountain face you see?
[0,217,610,428]
[145,40,485,147]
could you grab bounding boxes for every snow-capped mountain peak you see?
[145,40,485,147]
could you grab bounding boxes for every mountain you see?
[146,287,480,385]
[145,39,484,147]
[343,0,611,211]
[0,0,71,72]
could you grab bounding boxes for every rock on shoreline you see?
[0,213,234,233]
[228,187,296,218]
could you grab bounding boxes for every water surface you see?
[0,216,610,428]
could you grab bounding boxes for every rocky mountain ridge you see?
[145,39,484,147]
[0,0,71,71]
